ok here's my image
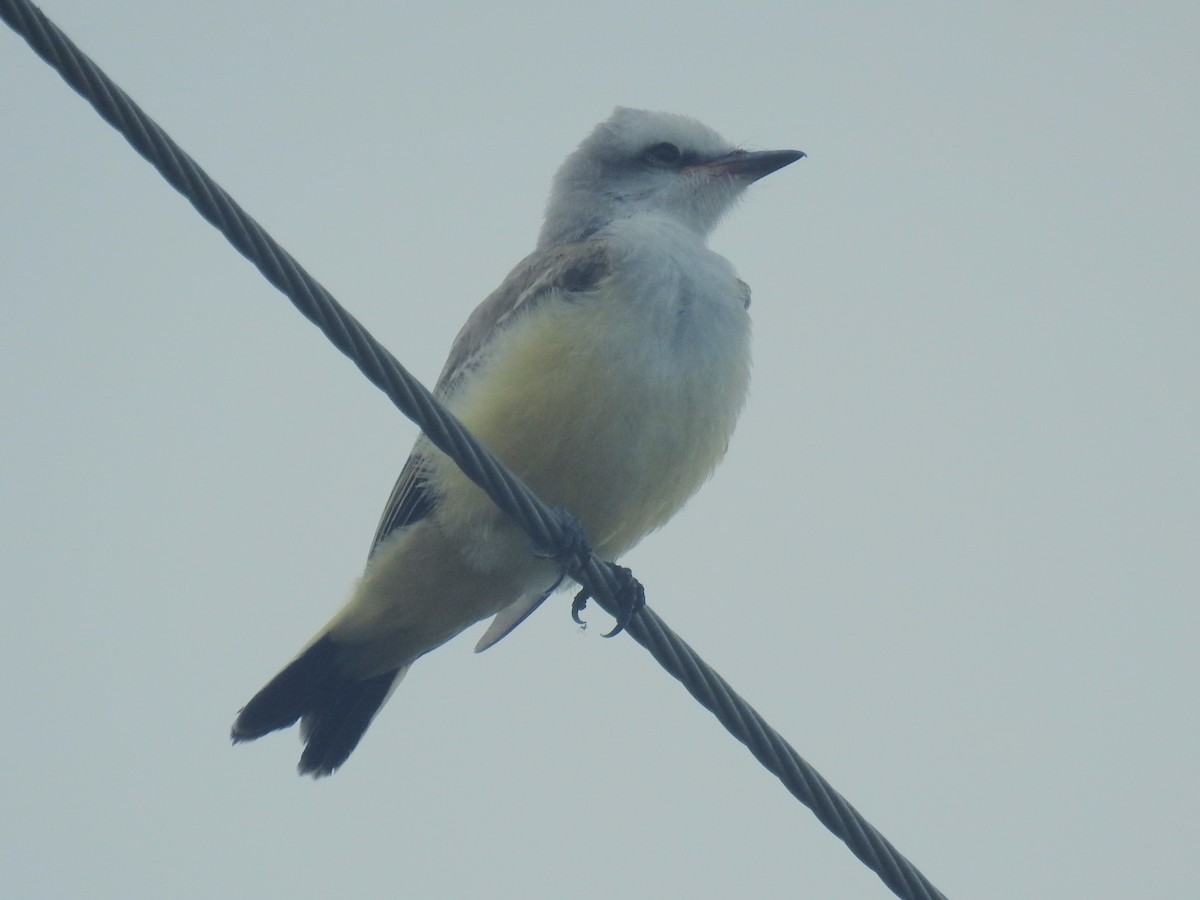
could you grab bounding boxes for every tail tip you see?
[231,637,404,777]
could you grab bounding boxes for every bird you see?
[231,107,804,777]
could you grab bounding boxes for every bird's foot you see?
[572,564,645,638]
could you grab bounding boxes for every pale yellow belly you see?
[433,293,750,560]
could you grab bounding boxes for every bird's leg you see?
[572,563,645,639]
[532,508,645,637]
[532,505,594,596]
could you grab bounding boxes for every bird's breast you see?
[432,237,751,565]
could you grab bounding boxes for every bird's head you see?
[539,107,803,248]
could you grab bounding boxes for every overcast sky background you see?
[2,2,1196,897]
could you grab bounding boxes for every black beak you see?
[700,148,806,183]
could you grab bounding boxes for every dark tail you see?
[231,635,405,777]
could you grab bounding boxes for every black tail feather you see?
[297,669,398,777]
[232,635,401,777]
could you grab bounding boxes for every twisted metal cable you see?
[2,3,948,898]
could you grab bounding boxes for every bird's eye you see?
[645,142,683,166]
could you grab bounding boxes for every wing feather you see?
[368,240,612,553]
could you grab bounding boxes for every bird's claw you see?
[533,509,644,637]
[572,564,645,638]
[571,590,589,627]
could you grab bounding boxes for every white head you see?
[538,107,803,249]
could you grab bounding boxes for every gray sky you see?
[2,2,1196,897]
